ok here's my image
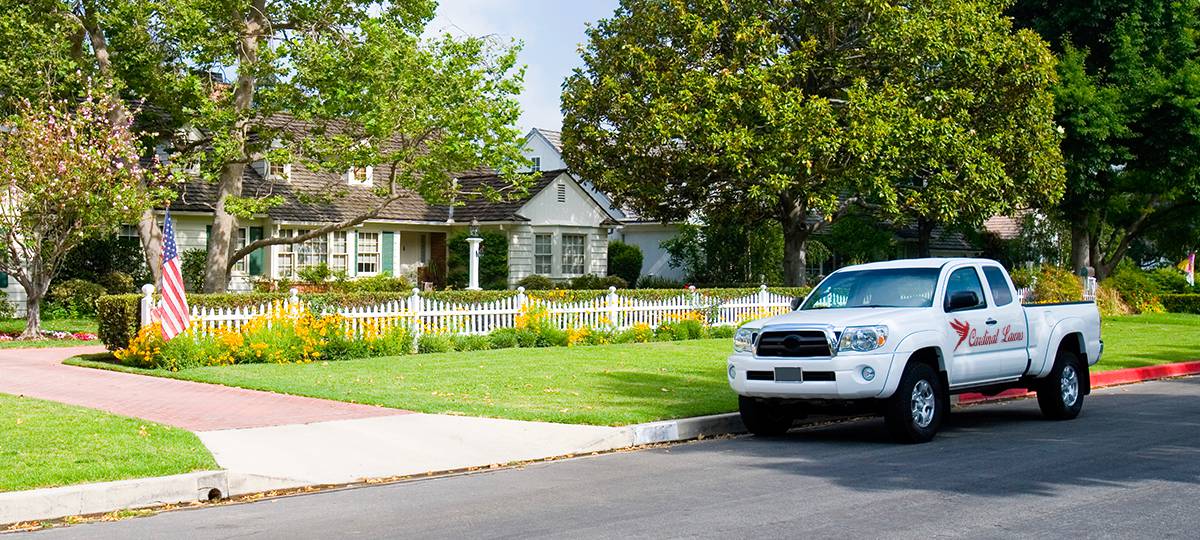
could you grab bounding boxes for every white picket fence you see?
[138,284,800,339]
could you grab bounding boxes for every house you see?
[521,128,688,281]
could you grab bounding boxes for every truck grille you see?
[755,330,832,358]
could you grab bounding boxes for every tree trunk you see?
[1070,221,1090,276]
[139,210,163,285]
[19,291,43,340]
[782,217,810,287]
[916,217,935,258]
[202,1,263,293]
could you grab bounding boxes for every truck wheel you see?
[739,396,794,437]
[1037,349,1085,420]
[884,362,945,444]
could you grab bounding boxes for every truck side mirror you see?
[790,297,803,311]
[947,290,979,312]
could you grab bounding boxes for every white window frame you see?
[418,233,428,264]
[268,161,291,182]
[531,157,541,172]
[330,231,349,274]
[347,165,373,186]
[276,228,331,278]
[534,233,553,275]
[561,234,586,276]
[118,224,139,239]
[232,228,249,274]
[357,231,380,274]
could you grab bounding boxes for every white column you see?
[467,237,483,290]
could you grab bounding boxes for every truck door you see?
[980,265,1029,380]
[942,265,992,386]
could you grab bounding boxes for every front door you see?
[942,265,992,386]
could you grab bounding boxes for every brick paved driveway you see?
[0,346,405,431]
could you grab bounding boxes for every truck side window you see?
[982,266,1013,306]
[943,267,986,311]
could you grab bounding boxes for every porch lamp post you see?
[467,218,482,290]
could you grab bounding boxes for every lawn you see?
[0,393,217,492]
[65,314,1200,426]
[0,318,99,349]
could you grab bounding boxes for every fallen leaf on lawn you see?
[660,388,670,392]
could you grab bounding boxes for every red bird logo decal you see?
[950,319,970,350]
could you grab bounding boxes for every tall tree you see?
[2,1,529,292]
[562,0,1064,285]
[1011,0,1200,279]
[0,94,155,337]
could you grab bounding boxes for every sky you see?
[427,0,621,133]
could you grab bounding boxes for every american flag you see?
[153,209,190,339]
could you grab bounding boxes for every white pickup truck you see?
[728,258,1102,443]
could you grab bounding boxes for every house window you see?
[357,232,380,274]
[561,234,585,275]
[348,166,372,186]
[277,230,295,277]
[534,234,553,274]
[268,161,290,181]
[118,224,139,239]
[330,231,349,274]
[232,228,248,273]
[531,157,541,172]
[277,229,328,278]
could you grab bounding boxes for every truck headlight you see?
[839,326,888,352]
[733,327,756,353]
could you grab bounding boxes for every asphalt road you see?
[24,376,1200,540]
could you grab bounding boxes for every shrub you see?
[1017,265,1082,304]
[447,230,509,290]
[569,274,627,290]
[363,323,414,357]
[1148,267,1192,294]
[516,274,555,290]
[181,249,206,292]
[96,294,141,351]
[114,323,165,368]
[708,325,735,339]
[607,241,643,285]
[514,328,538,347]
[582,327,617,346]
[340,272,412,293]
[1107,266,1164,314]
[297,262,333,284]
[489,327,519,349]
[47,279,107,318]
[452,334,492,351]
[615,323,654,343]
[98,271,136,295]
[1161,294,1200,314]
[157,333,227,371]
[636,275,685,289]
[1095,284,1132,317]
[536,326,568,347]
[417,334,454,354]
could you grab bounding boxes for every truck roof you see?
[836,257,1001,272]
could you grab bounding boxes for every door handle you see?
[985,318,998,326]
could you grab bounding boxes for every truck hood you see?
[747,307,928,331]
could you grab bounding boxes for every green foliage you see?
[98,271,136,295]
[606,241,643,284]
[297,263,333,284]
[1161,295,1200,314]
[452,334,492,352]
[823,212,895,265]
[95,294,141,351]
[636,275,685,289]
[46,279,108,318]
[417,334,454,354]
[488,327,519,349]
[59,237,150,290]
[568,274,628,290]
[661,220,785,285]
[1147,268,1194,295]
[564,0,1064,285]
[328,272,412,293]
[447,229,510,290]
[516,274,555,290]
[1019,265,1085,304]
[181,249,207,292]
[158,334,225,371]
[1107,266,1165,313]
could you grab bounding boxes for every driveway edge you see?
[0,471,227,527]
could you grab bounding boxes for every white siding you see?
[521,132,567,172]
[506,225,534,287]
[612,222,686,281]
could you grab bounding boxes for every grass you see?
[1097,312,1200,370]
[0,318,99,349]
[65,314,1200,426]
[0,393,217,492]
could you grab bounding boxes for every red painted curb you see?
[957,360,1200,405]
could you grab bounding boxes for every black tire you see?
[739,396,794,436]
[1037,349,1085,420]
[884,362,945,444]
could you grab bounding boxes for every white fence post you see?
[139,284,155,327]
[606,286,619,327]
[516,286,527,312]
[758,284,769,312]
[408,287,422,348]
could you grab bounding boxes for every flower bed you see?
[0,330,98,342]
[114,301,736,371]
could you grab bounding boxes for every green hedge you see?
[96,286,812,350]
[1161,294,1200,314]
[96,294,141,351]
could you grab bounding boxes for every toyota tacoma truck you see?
[728,258,1102,443]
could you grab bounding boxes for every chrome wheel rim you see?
[911,380,936,428]
[1061,365,1079,407]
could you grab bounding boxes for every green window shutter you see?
[248,227,264,276]
[382,231,394,273]
[0,272,7,288]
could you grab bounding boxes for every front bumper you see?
[727,351,894,399]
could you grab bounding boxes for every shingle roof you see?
[983,213,1027,240]
[533,128,562,152]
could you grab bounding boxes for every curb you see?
[0,471,227,526]
[957,360,1200,405]
[626,413,745,445]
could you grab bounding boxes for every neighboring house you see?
[521,128,687,281]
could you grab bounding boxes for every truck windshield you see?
[801,268,941,310]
